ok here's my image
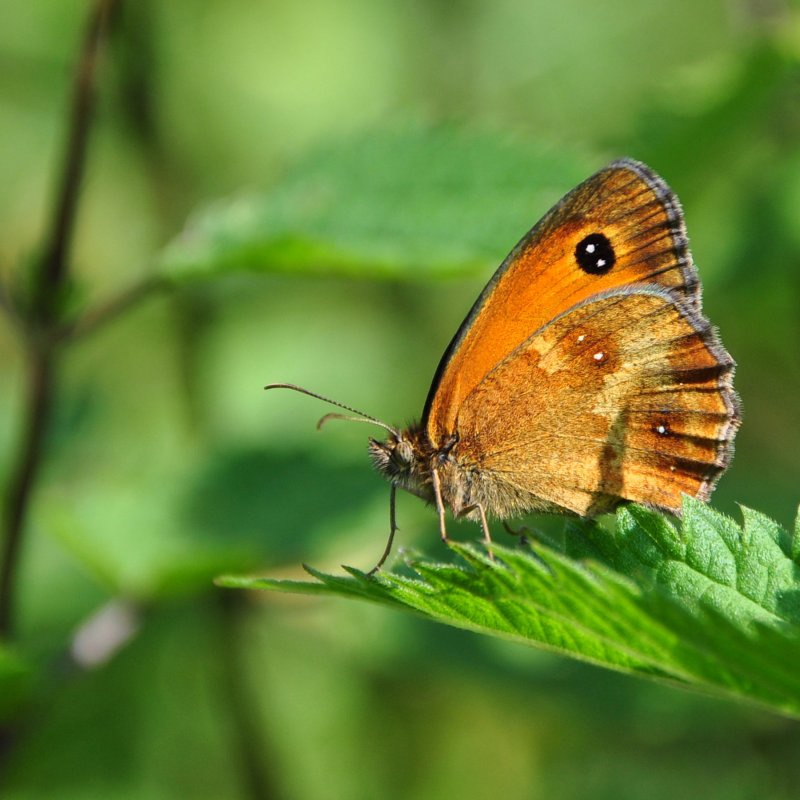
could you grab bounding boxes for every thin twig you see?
[0,354,54,636]
[61,274,166,342]
[37,0,117,309]
[0,0,119,639]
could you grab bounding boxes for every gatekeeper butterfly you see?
[268,159,741,571]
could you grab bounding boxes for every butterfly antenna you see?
[264,383,398,436]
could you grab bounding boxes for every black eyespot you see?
[575,233,615,275]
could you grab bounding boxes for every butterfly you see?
[268,158,741,571]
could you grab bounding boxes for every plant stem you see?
[0,0,118,639]
[62,275,166,341]
[0,355,54,637]
[37,0,117,311]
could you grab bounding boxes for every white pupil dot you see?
[585,243,596,253]
[657,424,667,435]
[577,334,585,342]
[596,258,606,267]
[593,351,605,361]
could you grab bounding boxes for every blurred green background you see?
[1,1,800,798]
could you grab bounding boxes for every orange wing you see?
[423,159,701,446]
[452,288,740,516]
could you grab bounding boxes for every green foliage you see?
[220,497,800,717]
[159,127,593,282]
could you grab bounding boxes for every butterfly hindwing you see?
[450,287,738,516]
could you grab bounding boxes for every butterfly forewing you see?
[424,159,701,446]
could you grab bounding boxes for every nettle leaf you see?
[219,497,800,717]
[159,127,594,282]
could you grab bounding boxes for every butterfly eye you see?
[575,233,615,275]
[392,440,414,468]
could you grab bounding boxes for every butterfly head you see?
[369,425,434,499]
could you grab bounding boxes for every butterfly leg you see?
[476,504,492,548]
[503,520,533,547]
[369,485,398,575]
[502,521,550,569]
[477,504,494,559]
[502,520,529,537]
[432,469,494,560]
[431,467,449,543]
[460,502,495,560]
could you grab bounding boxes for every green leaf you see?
[219,498,800,717]
[158,126,595,282]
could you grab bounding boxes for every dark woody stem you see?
[0,0,119,639]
